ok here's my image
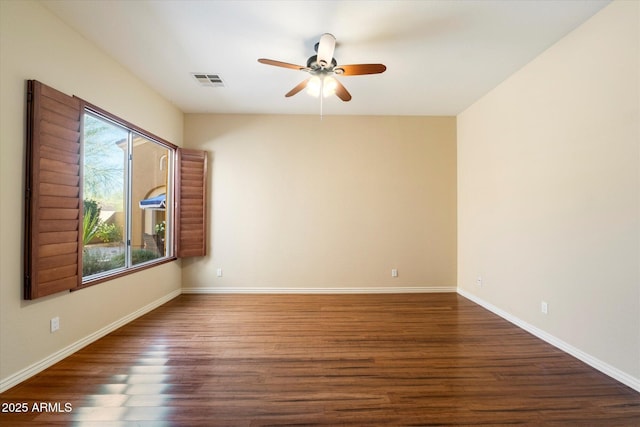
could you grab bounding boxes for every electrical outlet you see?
[216,268,223,277]
[476,276,483,287]
[50,316,60,333]
[541,301,548,315]
[391,269,398,278]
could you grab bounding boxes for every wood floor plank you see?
[1,293,638,426]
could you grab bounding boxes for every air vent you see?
[191,73,225,88]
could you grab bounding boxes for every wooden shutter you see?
[24,80,82,299]
[175,148,207,257]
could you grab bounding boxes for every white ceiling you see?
[41,0,610,116]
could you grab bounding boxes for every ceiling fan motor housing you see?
[306,55,338,72]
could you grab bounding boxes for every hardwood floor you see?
[1,293,639,426]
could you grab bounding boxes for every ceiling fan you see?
[258,33,386,102]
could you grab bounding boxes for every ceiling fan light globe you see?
[306,76,321,97]
[323,76,338,97]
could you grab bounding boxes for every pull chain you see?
[320,78,324,120]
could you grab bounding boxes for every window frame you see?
[77,102,179,289]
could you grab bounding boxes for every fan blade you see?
[258,58,306,71]
[337,64,387,76]
[333,79,352,102]
[285,78,311,97]
[316,33,336,69]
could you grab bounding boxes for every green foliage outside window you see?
[82,199,101,245]
[96,222,122,243]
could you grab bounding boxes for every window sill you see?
[74,256,178,291]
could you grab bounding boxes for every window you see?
[82,111,173,280]
[24,80,206,299]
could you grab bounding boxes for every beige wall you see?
[458,0,639,382]
[0,0,183,387]
[183,114,457,291]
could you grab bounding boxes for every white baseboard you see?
[457,288,640,393]
[0,289,182,393]
[181,286,457,294]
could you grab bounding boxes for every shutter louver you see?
[176,148,207,257]
[25,80,82,299]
